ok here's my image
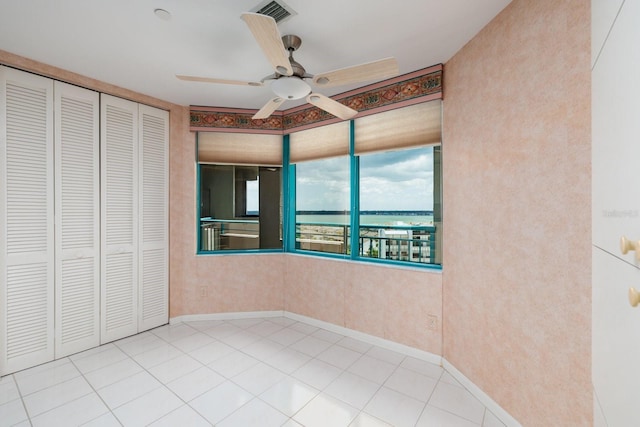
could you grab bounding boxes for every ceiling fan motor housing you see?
[282,34,302,51]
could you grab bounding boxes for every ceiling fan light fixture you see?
[271,77,310,100]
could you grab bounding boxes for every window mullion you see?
[282,135,295,252]
[349,120,359,260]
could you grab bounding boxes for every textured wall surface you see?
[167,123,286,317]
[284,255,443,355]
[442,0,591,424]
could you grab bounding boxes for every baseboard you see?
[170,310,284,323]
[442,358,521,427]
[170,310,519,426]
[283,311,442,366]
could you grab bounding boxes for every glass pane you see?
[295,156,350,255]
[358,146,440,265]
[199,164,282,251]
[246,178,259,216]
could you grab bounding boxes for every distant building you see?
[378,229,432,263]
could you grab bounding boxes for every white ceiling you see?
[0,0,511,110]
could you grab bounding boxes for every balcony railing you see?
[296,221,437,265]
[201,217,438,264]
[359,224,437,264]
[200,217,259,251]
[296,222,350,255]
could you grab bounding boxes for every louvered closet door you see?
[138,105,169,331]
[0,67,54,375]
[54,82,100,357]
[100,94,138,344]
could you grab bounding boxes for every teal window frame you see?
[286,120,442,270]
[196,133,283,255]
[196,121,442,270]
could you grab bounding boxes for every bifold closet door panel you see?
[0,67,54,375]
[100,94,139,344]
[138,105,169,332]
[54,82,100,358]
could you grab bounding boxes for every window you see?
[288,100,443,267]
[353,100,442,266]
[295,156,350,255]
[195,100,442,267]
[358,146,440,265]
[289,121,351,256]
[198,132,282,252]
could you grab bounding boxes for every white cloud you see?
[295,146,437,211]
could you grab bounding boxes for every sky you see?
[296,146,435,211]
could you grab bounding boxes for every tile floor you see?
[0,316,506,427]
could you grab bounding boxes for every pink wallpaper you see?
[284,256,443,355]
[167,118,286,317]
[442,0,591,425]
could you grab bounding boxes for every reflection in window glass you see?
[295,156,350,255]
[199,165,282,252]
[246,178,259,216]
[358,146,440,265]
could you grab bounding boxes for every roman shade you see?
[289,121,350,163]
[198,132,282,166]
[354,100,442,155]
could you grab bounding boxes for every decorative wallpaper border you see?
[190,64,442,134]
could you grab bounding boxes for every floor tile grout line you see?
[79,330,205,426]
[68,351,125,426]
[5,373,31,426]
[411,368,444,427]
[424,375,489,426]
[6,316,493,427]
[140,320,296,425]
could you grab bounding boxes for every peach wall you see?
[442,0,591,425]
[167,113,285,317]
[284,255,443,355]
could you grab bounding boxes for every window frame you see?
[196,133,284,255]
[286,119,442,270]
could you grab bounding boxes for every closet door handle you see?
[630,288,640,308]
[620,236,640,261]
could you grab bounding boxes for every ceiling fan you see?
[177,12,399,120]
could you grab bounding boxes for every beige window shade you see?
[354,100,442,155]
[289,121,350,163]
[198,132,282,166]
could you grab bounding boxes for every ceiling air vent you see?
[251,0,296,24]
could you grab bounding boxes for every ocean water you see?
[296,214,434,226]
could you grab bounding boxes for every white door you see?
[54,82,100,357]
[0,67,54,375]
[592,1,640,425]
[138,105,169,331]
[100,94,139,343]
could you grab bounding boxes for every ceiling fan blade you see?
[241,12,293,77]
[253,97,287,119]
[306,93,357,120]
[312,57,399,87]
[176,75,263,86]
